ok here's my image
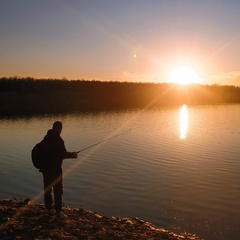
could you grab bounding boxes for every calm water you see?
[0,104,240,240]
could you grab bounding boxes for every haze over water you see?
[0,104,240,240]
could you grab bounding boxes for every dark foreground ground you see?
[0,199,200,240]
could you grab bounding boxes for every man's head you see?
[52,121,62,134]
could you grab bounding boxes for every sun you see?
[167,66,202,85]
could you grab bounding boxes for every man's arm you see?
[65,151,78,159]
[58,137,78,159]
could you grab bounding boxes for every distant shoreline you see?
[1,77,240,116]
[0,198,200,240]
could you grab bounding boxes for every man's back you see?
[42,129,67,171]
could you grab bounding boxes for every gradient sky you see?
[1,0,240,85]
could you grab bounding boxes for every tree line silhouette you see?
[1,77,240,116]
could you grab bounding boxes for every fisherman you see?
[40,121,78,217]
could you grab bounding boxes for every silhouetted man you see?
[40,121,77,216]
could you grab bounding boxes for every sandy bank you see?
[0,199,200,240]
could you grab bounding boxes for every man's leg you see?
[53,172,63,213]
[42,172,54,210]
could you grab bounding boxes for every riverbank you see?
[0,198,200,240]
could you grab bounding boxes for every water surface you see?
[0,104,240,240]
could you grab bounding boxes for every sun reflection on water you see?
[180,104,188,139]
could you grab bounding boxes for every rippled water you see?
[0,104,240,240]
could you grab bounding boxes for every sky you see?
[1,0,240,86]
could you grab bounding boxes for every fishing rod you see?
[76,128,132,154]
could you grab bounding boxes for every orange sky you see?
[1,1,240,86]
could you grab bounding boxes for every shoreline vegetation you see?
[1,77,240,116]
[0,198,200,240]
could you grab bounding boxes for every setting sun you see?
[167,66,202,85]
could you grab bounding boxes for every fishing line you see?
[76,128,132,154]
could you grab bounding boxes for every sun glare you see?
[180,104,188,139]
[167,66,202,85]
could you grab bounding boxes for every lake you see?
[0,104,240,240]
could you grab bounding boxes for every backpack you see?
[31,140,47,170]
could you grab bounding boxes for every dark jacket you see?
[40,129,73,172]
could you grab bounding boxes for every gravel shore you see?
[0,199,200,240]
